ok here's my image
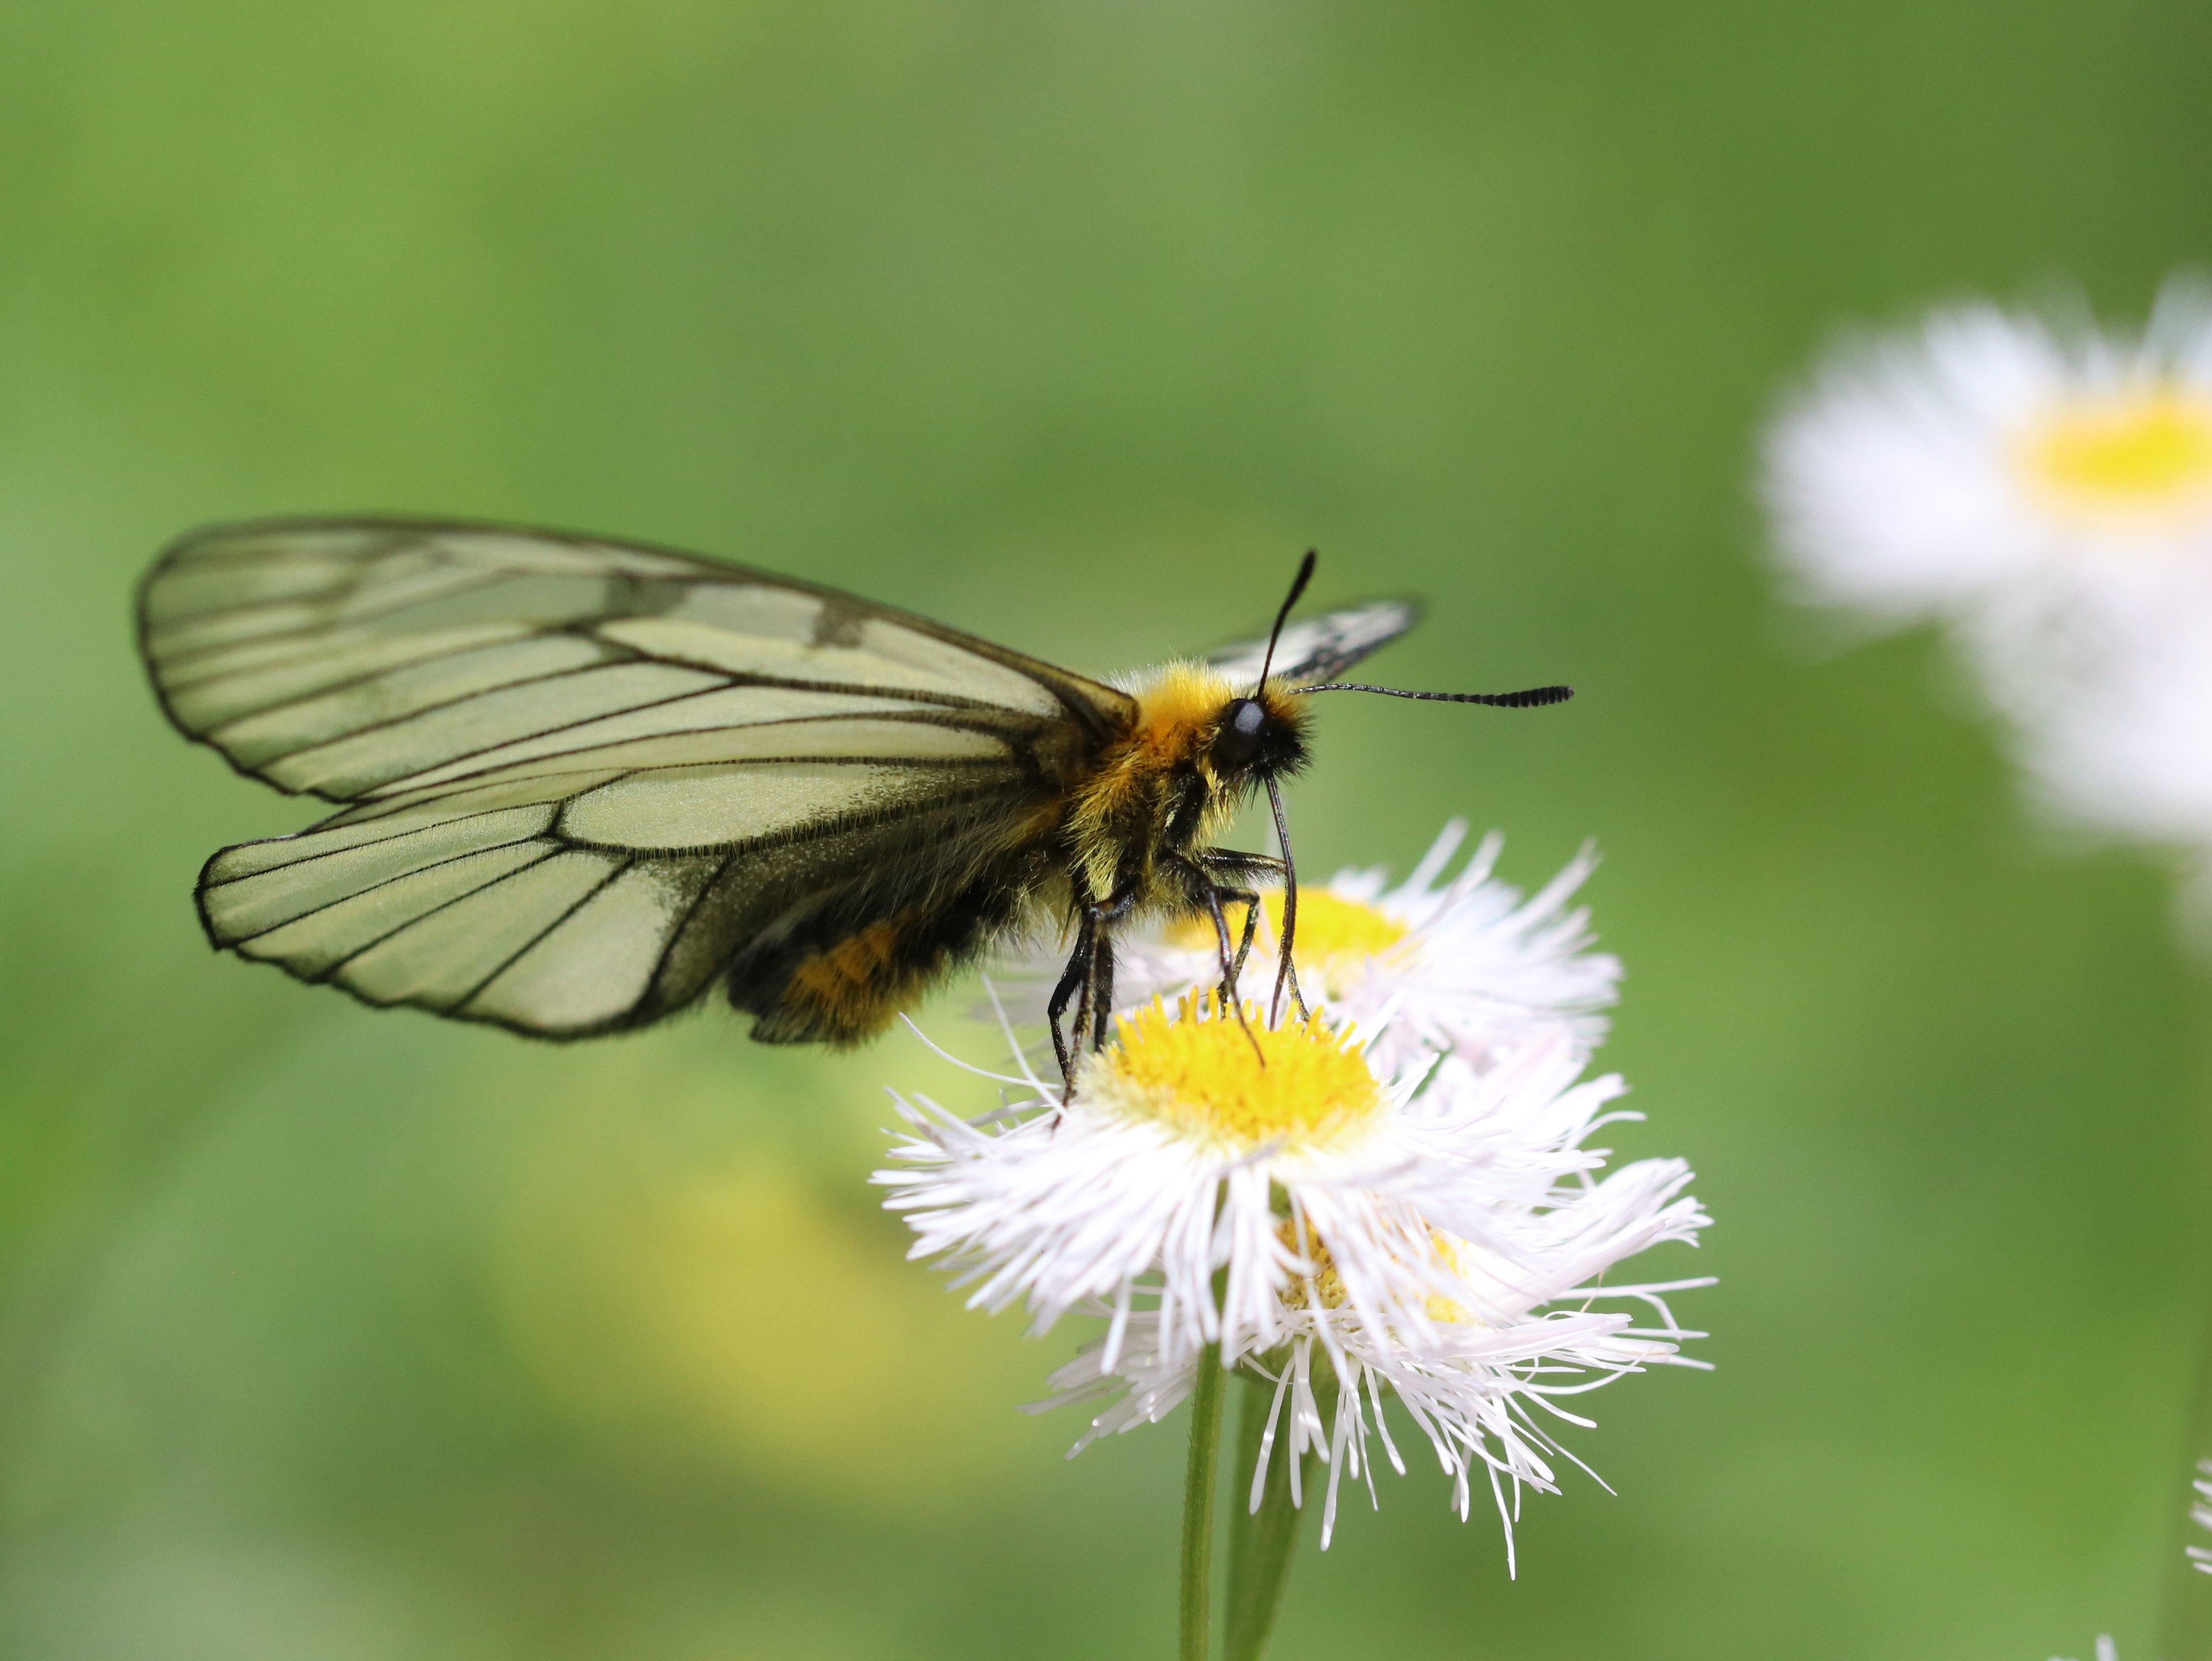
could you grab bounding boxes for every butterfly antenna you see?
[1254,549,1318,693]
[1302,682,1574,708]
[1266,775,1308,1026]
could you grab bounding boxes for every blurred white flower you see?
[991,820,1620,1082]
[2048,1640,2117,1661]
[2190,1457,2212,1576]
[877,994,1707,1565]
[1766,278,2212,640]
[1764,278,2212,846]
[2017,609,2212,843]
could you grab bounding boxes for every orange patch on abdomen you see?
[781,914,919,1043]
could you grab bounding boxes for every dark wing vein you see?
[189,642,637,730]
[211,838,554,936]
[308,851,563,976]
[149,570,514,666]
[452,857,634,1012]
[265,669,740,786]
[645,849,740,996]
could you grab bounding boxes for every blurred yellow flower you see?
[489,1071,1055,1513]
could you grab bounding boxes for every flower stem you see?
[1221,1369,1309,1661]
[1180,1343,1227,1661]
[2157,1012,2212,1661]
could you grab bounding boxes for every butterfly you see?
[138,517,1568,1073]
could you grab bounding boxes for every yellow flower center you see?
[1276,1221,1349,1309]
[1276,1220,1479,1323]
[2024,385,2212,514]
[1168,889,1409,994]
[1084,993,1385,1152]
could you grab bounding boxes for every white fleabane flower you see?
[1764,277,2212,847]
[2016,609,2212,843]
[2190,1457,2212,1576]
[992,820,1619,1081]
[1767,279,2212,643]
[876,997,1707,1562]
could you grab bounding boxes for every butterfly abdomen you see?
[765,909,933,1045]
[728,808,1064,1047]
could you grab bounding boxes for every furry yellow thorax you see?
[1062,664,1308,902]
[1133,662,1241,752]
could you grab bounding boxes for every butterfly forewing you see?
[144,518,1133,1039]
[1205,596,1420,688]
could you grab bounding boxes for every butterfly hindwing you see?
[146,517,1134,1040]
[197,759,1049,1039]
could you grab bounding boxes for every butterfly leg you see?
[1089,933,1115,1052]
[1046,904,1098,1084]
[1195,848,1306,1021]
[1163,852,1267,1060]
[1080,884,1144,1053]
[1168,852,1265,1002]
[1046,883,1143,1089]
[1223,888,1263,986]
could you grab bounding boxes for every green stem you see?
[1221,1371,1302,1661]
[1222,1363,1336,1661]
[2157,1002,2212,1661]
[1180,1343,1227,1661]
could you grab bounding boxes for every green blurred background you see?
[3,3,2209,1657]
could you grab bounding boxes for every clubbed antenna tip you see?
[1302,682,1575,708]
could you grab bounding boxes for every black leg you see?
[1071,958,1093,1072]
[1221,887,1262,985]
[1197,883,1266,1060]
[1047,905,1096,1084]
[1090,934,1115,1051]
[1194,854,1278,984]
[1264,776,1310,1024]
[1196,885,1261,1001]
[1197,848,1285,885]
[1169,854,1263,1004]
[1078,883,1142,1056]
[1163,851,1266,1062]
[1094,884,1142,929]
[1048,882,1148,1086]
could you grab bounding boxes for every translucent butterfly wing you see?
[141,518,1135,1037]
[1205,597,1420,688]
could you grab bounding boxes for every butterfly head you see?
[1208,684,1310,784]
[1200,546,1321,787]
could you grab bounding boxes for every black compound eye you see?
[1213,697,1269,768]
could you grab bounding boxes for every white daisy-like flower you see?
[2189,1457,2212,1576]
[876,995,1707,1562]
[1764,277,2212,844]
[992,820,1619,1082]
[1766,278,2212,643]
[2013,606,2212,843]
